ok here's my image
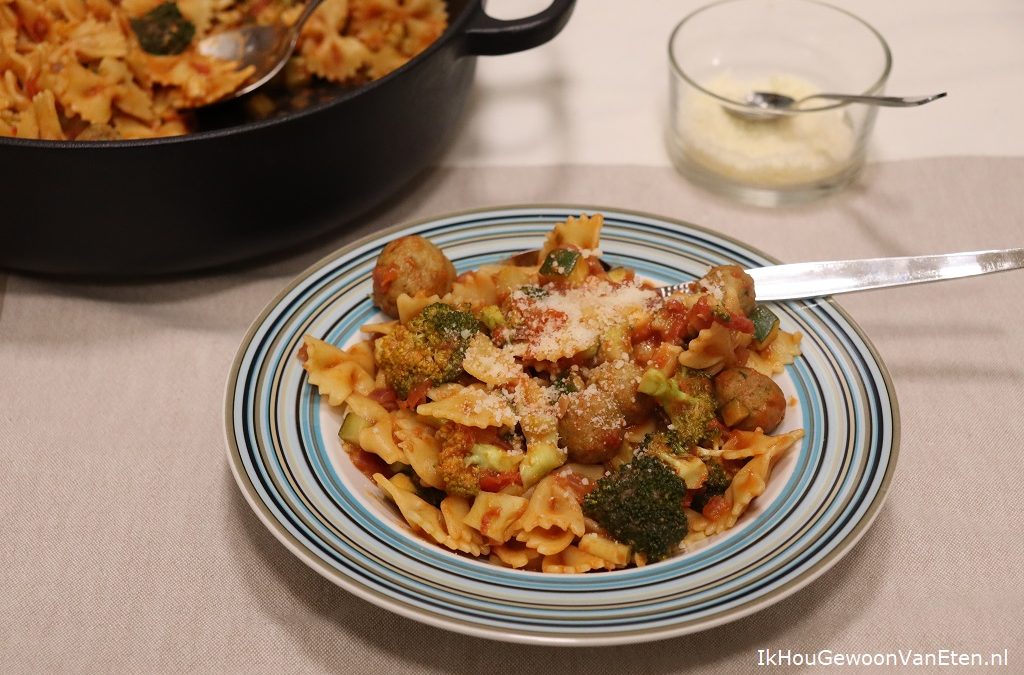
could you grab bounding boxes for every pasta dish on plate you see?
[299,214,804,572]
[0,0,446,140]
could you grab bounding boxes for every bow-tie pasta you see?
[302,214,805,572]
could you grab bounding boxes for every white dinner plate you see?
[225,205,899,646]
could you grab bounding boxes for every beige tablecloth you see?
[2,159,1022,673]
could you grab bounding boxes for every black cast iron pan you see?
[0,0,575,277]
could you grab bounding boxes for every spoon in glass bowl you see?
[196,0,325,100]
[727,90,946,121]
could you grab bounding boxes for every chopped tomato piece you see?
[479,470,521,492]
[349,449,388,479]
[399,381,430,410]
[556,471,596,503]
[372,264,399,292]
[702,495,729,521]
[369,386,399,411]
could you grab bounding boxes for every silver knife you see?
[659,248,1024,301]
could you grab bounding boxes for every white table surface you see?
[445,0,1024,167]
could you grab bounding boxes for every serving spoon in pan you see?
[512,248,1024,301]
[196,0,325,100]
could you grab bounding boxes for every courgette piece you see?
[540,248,581,275]
[479,305,505,331]
[338,412,369,445]
[539,249,588,284]
[750,304,780,345]
[465,443,522,473]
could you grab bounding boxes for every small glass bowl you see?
[666,0,891,206]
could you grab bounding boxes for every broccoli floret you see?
[638,368,718,448]
[376,303,480,398]
[582,455,688,562]
[690,460,731,512]
[130,2,195,55]
[478,305,506,332]
[638,431,708,489]
[436,423,522,497]
[640,429,687,455]
[519,285,549,299]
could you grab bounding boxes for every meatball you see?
[558,388,625,464]
[713,367,786,433]
[589,360,653,424]
[372,235,456,317]
[558,361,653,464]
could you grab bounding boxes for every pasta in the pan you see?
[301,214,805,572]
[0,0,447,140]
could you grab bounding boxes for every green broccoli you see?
[376,303,480,398]
[478,305,506,332]
[436,423,522,498]
[637,431,708,489]
[582,455,688,562]
[130,2,195,55]
[690,460,731,513]
[638,368,718,449]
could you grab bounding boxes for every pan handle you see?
[461,0,576,56]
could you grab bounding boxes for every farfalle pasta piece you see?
[439,496,489,555]
[60,59,117,124]
[541,544,610,574]
[514,475,584,556]
[360,320,398,336]
[539,213,604,260]
[516,527,575,556]
[31,91,63,140]
[416,385,516,429]
[492,264,540,297]
[396,292,442,324]
[448,271,498,308]
[345,339,377,378]
[374,474,489,556]
[68,17,129,60]
[678,322,752,374]
[699,429,803,536]
[517,475,586,537]
[720,428,805,461]
[462,333,521,387]
[682,508,710,544]
[463,492,528,544]
[301,335,375,407]
[143,52,254,108]
[745,330,803,376]
[490,541,542,569]
[392,409,443,489]
[577,533,631,568]
[344,394,405,464]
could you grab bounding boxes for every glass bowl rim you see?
[667,0,893,114]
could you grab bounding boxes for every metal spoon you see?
[196,0,325,101]
[727,91,946,121]
[512,247,1024,301]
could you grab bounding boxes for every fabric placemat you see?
[2,158,1022,673]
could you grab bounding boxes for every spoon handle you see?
[801,92,947,107]
[295,0,327,29]
[745,248,1024,301]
